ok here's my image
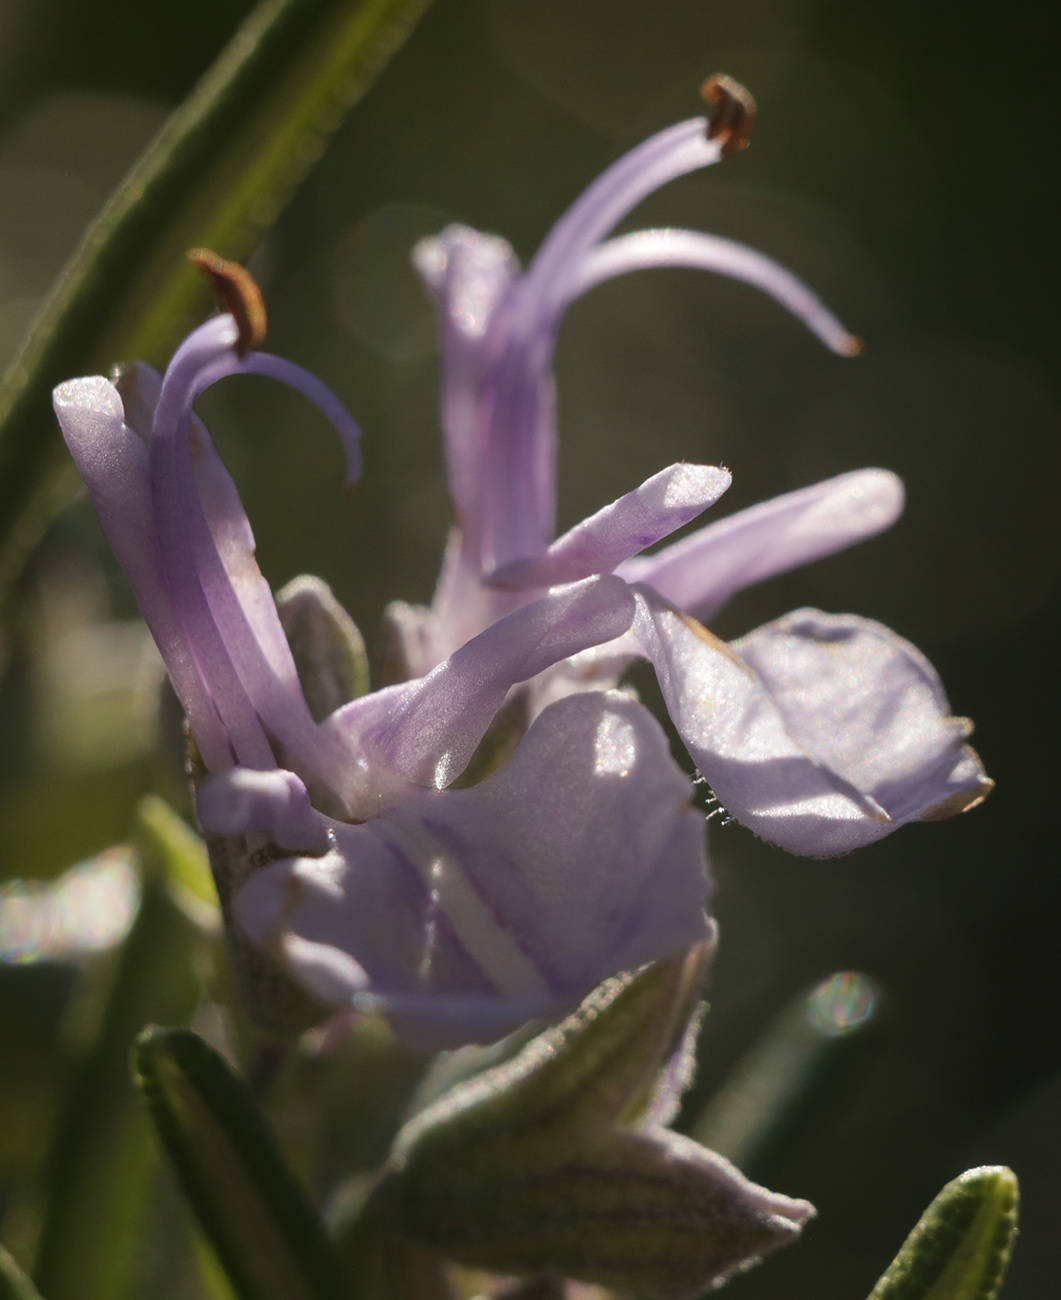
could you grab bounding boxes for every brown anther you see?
[189,248,267,357]
[700,74,757,158]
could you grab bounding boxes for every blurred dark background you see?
[1,0,1058,1295]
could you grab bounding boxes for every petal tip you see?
[52,374,122,416]
[919,771,995,822]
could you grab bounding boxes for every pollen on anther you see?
[189,248,267,357]
[700,74,757,157]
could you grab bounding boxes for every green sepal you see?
[276,575,370,721]
[339,1191,454,1300]
[133,1026,349,1300]
[344,943,813,1300]
[374,601,433,688]
[0,1246,44,1300]
[395,942,709,1152]
[866,1166,1018,1300]
[0,0,435,596]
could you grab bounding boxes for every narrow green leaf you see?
[192,1235,240,1300]
[136,793,219,926]
[0,1245,44,1300]
[32,873,201,1300]
[0,0,434,596]
[690,970,881,1178]
[134,1026,349,1300]
[866,1167,1018,1300]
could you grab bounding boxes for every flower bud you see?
[276,574,369,720]
[363,944,814,1299]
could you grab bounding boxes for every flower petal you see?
[145,317,291,769]
[53,374,234,769]
[235,690,710,1050]
[618,469,904,621]
[195,767,330,854]
[119,357,308,721]
[627,590,991,855]
[571,228,862,356]
[329,574,637,795]
[628,589,890,855]
[732,610,994,824]
[146,316,361,785]
[413,225,522,550]
[486,463,732,590]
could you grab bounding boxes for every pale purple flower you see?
[393,108,992,857]
[54,308,710,1049]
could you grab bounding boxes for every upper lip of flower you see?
[415,112,862,584]
[55,313,363,797]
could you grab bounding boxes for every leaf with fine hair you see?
[133,1027,349,1300]
[0,0,434,597]
[866,1166,1018,1300]
[342,944,815,1300]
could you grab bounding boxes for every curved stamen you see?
[150,319,275,770]
[518,118,718,321]
[571,229,863,357]
[149,316,362,786]
[482,118,723,570]
[239,353,362,488]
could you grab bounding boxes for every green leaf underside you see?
[397,1134,799,1295]
[0,1246,44,1300]
[0,0,434,595]
[134,1027,348,1300]
[867,1167,1019,1300]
